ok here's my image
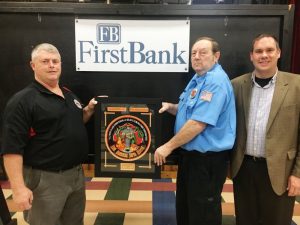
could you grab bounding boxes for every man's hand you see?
[159,102,170,114]
[12,186,33,211]
[158,102,178,115]
[3,154,32,211]
[87,98,98,111]
[287,175,300,196]
[154,145,173,166]
[83,98,98,123]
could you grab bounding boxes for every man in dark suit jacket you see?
[230,34,300,225]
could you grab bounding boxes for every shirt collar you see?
[32,80,62,95]
[194,63,219,84]
[251,69,278,89]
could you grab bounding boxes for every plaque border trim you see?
[94,97,162,179]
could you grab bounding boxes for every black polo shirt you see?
[1,80,89,171]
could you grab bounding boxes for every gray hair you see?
[31,43,60,60]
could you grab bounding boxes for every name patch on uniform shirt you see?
[200,91,213,102]
[74,99,83,109]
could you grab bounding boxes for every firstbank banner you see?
[75,19,190,72]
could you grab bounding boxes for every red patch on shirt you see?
[29,127,36,138]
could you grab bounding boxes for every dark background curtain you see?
[291,0,300,74]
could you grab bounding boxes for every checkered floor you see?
[1,178,300,225]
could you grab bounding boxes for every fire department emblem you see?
[105,115,151,161]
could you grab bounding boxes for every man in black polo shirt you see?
[1,43,96,225]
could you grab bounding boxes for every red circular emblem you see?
[105,115,151,161]
[190,88,197,99]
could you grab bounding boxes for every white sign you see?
[75,19,190,72]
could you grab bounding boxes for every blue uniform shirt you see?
[174,63,236,152]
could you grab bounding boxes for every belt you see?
[180,149,230,157]
[24,164,82,173]
[244,154,266,162]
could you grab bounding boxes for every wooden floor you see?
[80,164,300,216]
[6,199,235,214]
[2,164,300,225]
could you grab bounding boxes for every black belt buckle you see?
[252,156,260,161]
[245,155,265,162]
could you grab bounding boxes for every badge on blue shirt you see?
[190,88,198,99]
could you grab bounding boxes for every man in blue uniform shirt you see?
[154,37,236,225]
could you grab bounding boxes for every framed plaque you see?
[94,97,161,178]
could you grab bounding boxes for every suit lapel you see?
[242,74,252,130]
[266,72,289,132]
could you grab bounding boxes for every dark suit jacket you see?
[230,71,300,195]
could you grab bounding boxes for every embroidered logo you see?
[105,115,151,161]
[200,91,213,102]
[74,99,82,109]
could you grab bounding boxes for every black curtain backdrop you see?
[291,0,300,74]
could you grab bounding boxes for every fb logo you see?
[97,23,121,44]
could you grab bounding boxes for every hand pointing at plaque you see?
[158,102,178,115]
